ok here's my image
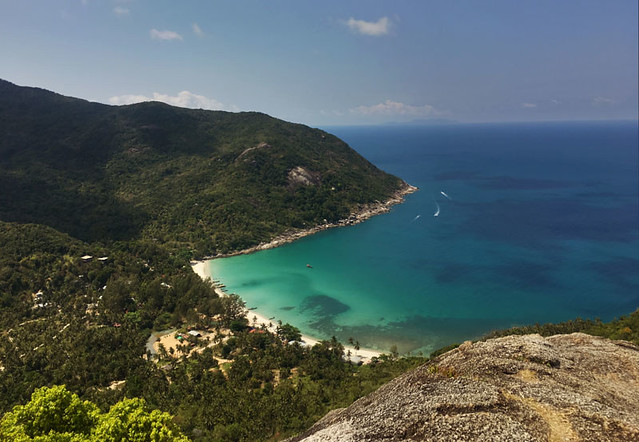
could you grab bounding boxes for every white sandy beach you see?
[188,185,418,364]
[191,260,382,364]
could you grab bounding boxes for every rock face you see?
[289,333,639,441]
[288,166,320,187]
[236,142,271,161]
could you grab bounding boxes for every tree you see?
[124,311,142,328]
[92,397,189,442]
[0,385,189,442]
[276,323,302,343]
[219,294,246,326]
[100,277,135,322]
[229,317,249,333]
[0,385,98,440]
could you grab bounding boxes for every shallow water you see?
[209,121,639,354]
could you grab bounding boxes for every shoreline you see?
[206,181,418,259]
[191,260,383,364]
[191,182,418,364]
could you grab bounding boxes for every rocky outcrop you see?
[236,142,271,161]
[289,333,639,441]
[288,166,321,187]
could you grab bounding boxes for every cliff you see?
[289,333,639,441]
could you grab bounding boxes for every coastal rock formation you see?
[288,333,639,441]
[211,182,417,258]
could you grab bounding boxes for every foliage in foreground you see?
[0,385,188,441]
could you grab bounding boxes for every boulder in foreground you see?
[289,333,639,441]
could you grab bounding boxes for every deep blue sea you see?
[209,121,639,354]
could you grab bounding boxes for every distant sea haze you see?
[209,121,639,354]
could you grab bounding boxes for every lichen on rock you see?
[288,333,639,441]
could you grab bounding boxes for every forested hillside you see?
[0,79,404,257]
[0,81,419,441]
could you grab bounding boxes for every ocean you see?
[208,121,639,355]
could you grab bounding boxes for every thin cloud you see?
[351,99,447,118]
[521,102,537,108]
[113,6,129,16]
[108,91,239,112]
[150,29,183,41]
[592,96,614,105]
[320,109,344,117]
[346,17,391,36]
[192,23,204,37]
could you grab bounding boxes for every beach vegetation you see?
[276,323,302,342]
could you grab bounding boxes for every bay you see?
[209,121,639,355]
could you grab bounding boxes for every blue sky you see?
[1,0,637,126]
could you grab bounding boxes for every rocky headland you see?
[209,181,418,259]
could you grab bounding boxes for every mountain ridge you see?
[0,79,406,257]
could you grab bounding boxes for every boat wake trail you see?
[440,190,451,200]
[433,201,440,217]
[410,214,421,223]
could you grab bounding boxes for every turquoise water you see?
[209,122,639,354]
